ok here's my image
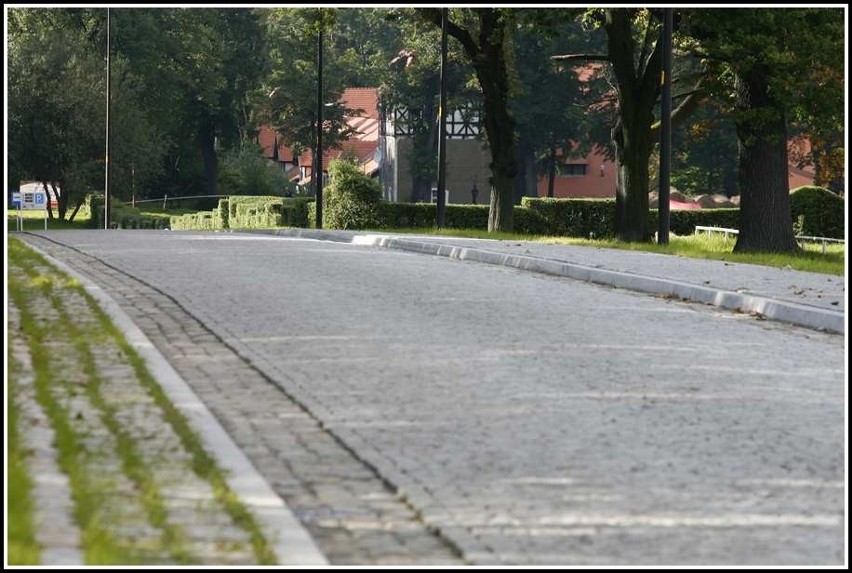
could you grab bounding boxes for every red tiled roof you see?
[288,88,381,185]
[340,87,379,119]
[257,125,296,163]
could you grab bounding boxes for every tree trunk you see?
[488,172,514,231]
[613,120,653,242]
[732,67,797,253]
[476,14,516,232]
[50,181,66,221]
[513,139,536,204]
[604,8,662,243]
[426,9,518,232]
[523,145,537,200]
[547,145,556,198]
[200,113,218,198]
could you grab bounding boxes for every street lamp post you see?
[436,8,448,228]
[314,16,324,230]
[104,7,111,230]
[658,7,673,244]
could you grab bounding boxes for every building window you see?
[560,163,587,177]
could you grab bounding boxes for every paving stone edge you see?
[21,240,330,567]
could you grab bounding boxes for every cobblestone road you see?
[17,230,846,566]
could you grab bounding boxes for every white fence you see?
[694,226,845,254]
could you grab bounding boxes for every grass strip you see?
[109,326,279,565]
[7,342,41,565]
[9,237,277,565]
[56,301,193,564]
[374,227,845,275]
[8,252,135,564]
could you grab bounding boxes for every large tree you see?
[419,8,519,232]
[554,8,705,242]
[256,8,361,182]
[8,8,161,220]
[683,8,844,252]
[511,9,609,201]
[107,8,267,200]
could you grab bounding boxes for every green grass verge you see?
[7,238,277,565]
[8,259,135,564]
[7,346,41,565]
[376,227,845,276]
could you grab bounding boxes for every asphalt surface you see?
[12,229,847,566]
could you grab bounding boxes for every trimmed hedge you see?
[87,194,170,229]
[228,195,285,229]
[168,192,751,239]
[169,211,221,230]
[376,203,489,230]
[650,208,740,236]
[789,185,845,239]
[521,197,616,238]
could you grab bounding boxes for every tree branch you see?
[650,79,707,139]
[418,7,479,59]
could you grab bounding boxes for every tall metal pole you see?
[314,13,324,230]
[658,7,673,244]
[435,8,448,228]
[104,7,111,230]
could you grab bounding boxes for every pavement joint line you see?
[20,240,329,567]
[253,228,844,335]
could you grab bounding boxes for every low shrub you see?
[789,185,845,239]
[521,197,617,238]
[323,159,383,230]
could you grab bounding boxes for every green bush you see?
[87,195,170,229]
[323,159,383,230]
[228,196,285,228]
[373,203,489,230]
[281,197,313,228]
[514,206,549,235]
[169,211,221,230]
[789,185,845,239]
[216,198,229,229]
[86,193,103,228]
[217,143,297,198]
[521,197,617,238]
[653,208,740,236]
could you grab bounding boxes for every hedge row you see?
[285,197,746,237]
[169,196,314,230]
[87,194,170,229]
[164,189,843,239]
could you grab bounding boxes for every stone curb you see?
[22,241,329,566]
[251,228,845,335]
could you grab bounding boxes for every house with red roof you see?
[258,88,381,190]
[259,85,816,205]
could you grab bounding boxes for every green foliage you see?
[228,196,285,229]
[88,195,170,229]
[789,185,845,239]
[649,208,740,236]
[169,211,222,231]
[255,8,359,160]
[217,144,296,197]
[522,197,617,239]
[323,159,383,230]
[7,347,40,565]
[671,103,739,197]
[281,197,314,228]
[169,195,314,230]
